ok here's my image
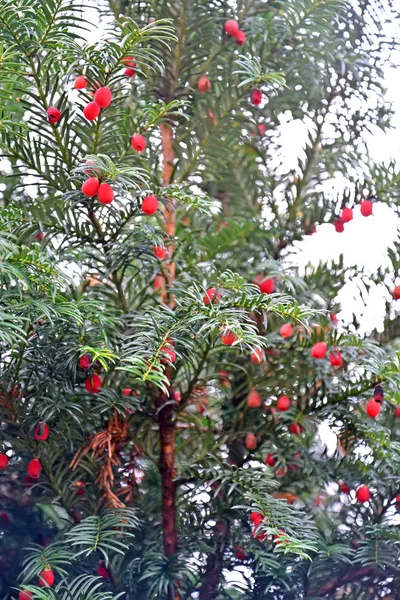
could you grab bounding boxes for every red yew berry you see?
[329,350,343,368]
[221,330,238,345]
[341,207,353,223]
[330,313,339,324]
[360,200,373,217]
[266,453,277,467]
[250,347,263,364]
[81,177,100,197]
[153,274,164,290]
[74,76,87,90]
[27,458,42,479]
[392,286,400,300]
[36,231,45,241]
[208,110,215,124]
[122,56,136,68]
[142,195,158,214]
[245,433,257,450]
[258,278,274,294]
[356,485,371,503]
[153,245,167,259]
[124,68,136,77]
[47,107,61,124]
[39,568,54,587]
[247,388,262,408]
[257,123,267,136]
[366,398,381,419]
[276,395,291,412]
[83,102,101,121]
[161,347,176,364]
[0,454,9,469]
[224,19,239,36]
[79,354,91,369]
[311,342,327,359]
[203,288,221,305]
[395,406,400,418]
[235,546,246,560]
[33,422,49,441]
[94,87,112,108]
[75,480,85,495]
[85,374,102,394]
[97,183,114,205]
[280,323,293,338]
[339,481,350,494]
[334,219,344,233]
[198,76,211,93]
[97,565,110,578]
[131,134,147,152]
[289,423,304,435]
[19,592,33,600]
[250,511,263,526]
[250,89,262,105]
[234,29,246,45]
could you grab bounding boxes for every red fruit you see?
[360,200,373,217]
[311,342,327,359]
[276,395,291,412]
[341,207,353,223]
[33,422,49,441]
[198,76,211,93]
[366,398,381,419]
[208,111,215,124]
[124,68,136,77]
[83,102,101,121]
[234,29,246,45]
[250,347,263,364]
[122,388,132,396]
[330,313,339,324]
[142,194,158,215]
[0,454,9,469]
[85,374,102,394]
[258,278,274,294]
[97,565,110,578]
[247,388,262,408]
[131,134,147,152]
[97,183,114,204]
[250,89,262,105]
[334,219,344,233]
[339,481,350,494]
[79,354,91,369]
[36,231,45,241]
[392,286,400,300]
[39,568,54,587]
[94,87,112,108]
[266,453,277,467]
[19,592,33,600]
[47,107,61,124]
[161,347,176,364]
[74,76,87,90]
[289,423,304,435]
[395,406,400,418]
[356,485,371,503]
[257,123,267,136]
[203,288,221,305]
[221,330,238,345]
[27,458,42,479]
[122,56,136,68]
[153,245,167,259]
[250,511,263,526]
[81,177,100,197]
[235,546,246,560]
[329,350,343,368]
[245,433,257,450]
[224,19,239,36]
[279,323,293,338]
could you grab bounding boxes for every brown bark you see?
[158,398,178,557]
[160,123,176,307]
[308,566,375,597]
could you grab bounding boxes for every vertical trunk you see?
[199,519,228,599]
[160,123,176,306]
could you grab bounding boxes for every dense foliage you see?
[1,1,400,599]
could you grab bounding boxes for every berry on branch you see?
[142,195,158,214]
[83,102,101,121]
[203,288,221,305]
[74,75,87,89]
[27,458,42,479]
[0,454,9,469]
[85,374,102,394]
[131,134,147,152]
[356,485,371,503]
[39,568,55,587]
[198,76,211,93]
[360,200,373,217]
[250,89,262,105]
[311,342,327,359]
[94,86,113,108]
[81,177,100,197]
[46,107,61,124]
[97,183,114,204]
[224,20,239,36]
[276,395,291,411]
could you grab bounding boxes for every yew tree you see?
[1,1,400,599]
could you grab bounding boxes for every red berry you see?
[19,592,33,600]
[250,348,263,364]
[329,350,343,368]
[276,395,291,412]
[97,183,114,204]
[356,485,371,503]
[85,374,102,394]
[311,342,327,359]
[74,76,87,90]
[266,453,277,467]
[234,29,246,45]
[81,177,99,197]
[33,422,49,441]
[124,68,136,77]
[198,76,211,93]
[257,123,267,136]
[122,388,132,396]
[208,110,215,124]
[224,19,239,36]
[79,354,91,369]
[94,87,112,108]
[258,278,274,294]
[153,274,163,290]
[39,568,54,587]
[245,433,257,450]
[330,313,339,324]
[122,56,136,68]
[97,565,110,578]
[221,330,237,345]
[395,406,400,418]
[289,423,304,435]
[392,286,400,300]
[279,323,293,338]
[203,287,221,305]
[250,511,263,526]
[341,207,353,223]
[360,200,373,217]
[131,134,147,152]
[247,388,262,408]
[27,458,42,479]
[250,89,262,105]
[83,102,101,121]
[161,347,176,364]
[235,546,246,560]
[36,231,45,241]
[153,245,167,259]
[75,480,85,495]
[47,107,61,124]
[334,219,344,233]
[142,195,158,214]
[366,398,380,419]
[0,454,9,469]
[339,481,350,494]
